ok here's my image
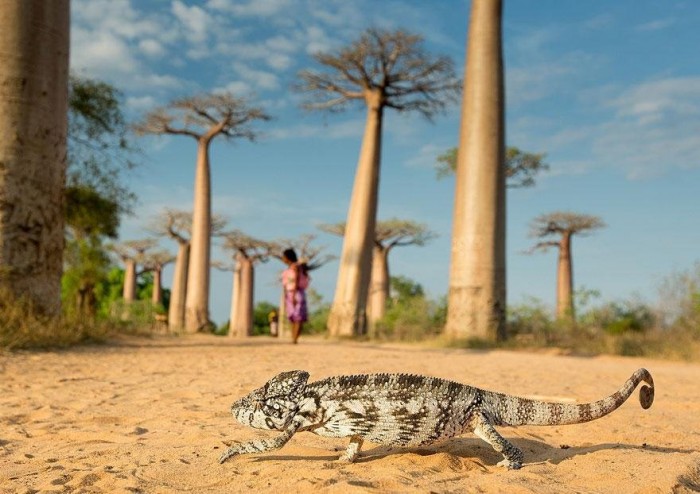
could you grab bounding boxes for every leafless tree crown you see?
[149,208,228,243]
[141,249,175,271]
[321,219,437,249]
[221,230,272,263]
[528,211,606,253]
[132,93,270,141]
[298,28,461,118]
[109,238,158,262]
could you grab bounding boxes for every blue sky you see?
[71,0,700,325]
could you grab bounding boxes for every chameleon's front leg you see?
[219,421,301,464]
[471,413,524,470]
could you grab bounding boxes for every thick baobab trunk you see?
[230,256,253,337]
[0,1,69,315]
[556,232,574,320]
[152,268,163,305]
[446,0,506,341]
[168,242,189,331]
[228,255,242,337]
[185,139,212,332]
[122,259,137,302]
[367,245,389,331]
[278,285,290,340]
[327,93,383,337]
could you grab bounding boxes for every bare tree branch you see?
[132,93,271,142]
[296,28,461,118]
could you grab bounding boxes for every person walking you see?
[281,248,310,344]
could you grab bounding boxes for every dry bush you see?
[0,287,112,349]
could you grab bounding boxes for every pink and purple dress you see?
[282,265,309,323]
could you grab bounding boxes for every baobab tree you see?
[446,0,506,342]
[435,146,548,187]
[148,209,226,332]
[320,219,437,329]
[141,250,175,306]
[528,211,606,321]
[298,28,460,337]
[0,1,69,315]
[133,93,270,332]
[221,231,272,338]
[110,239,156,303]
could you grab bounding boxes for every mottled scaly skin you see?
[219,368,654,469]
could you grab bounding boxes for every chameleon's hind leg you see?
[471,414,524,470]
[338,435,364,463]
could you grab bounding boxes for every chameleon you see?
[218,368,654,469]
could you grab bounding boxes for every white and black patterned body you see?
[219,369,654,469]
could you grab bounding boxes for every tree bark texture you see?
[0,1,69,315]
[556,232,574,320]
[327,95,383,337]
[122,259,136,302]
[184,139,212,332]
[367,245,389,332]
[168,242,189,332]
[152,268,162,305]
[446,0,506,341]
[228,255,242,337]
[230,256,253,337]
[278,285,290,340]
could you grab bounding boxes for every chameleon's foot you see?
[337,435,363,463]
[336,453,358,463]
[219,448,238,464]
[497,459,522,470]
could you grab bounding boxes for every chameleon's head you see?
[231,370,310,431]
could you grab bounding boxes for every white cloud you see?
[171,1,211,44]
[126,95,157,111]
[269,117,364,140]
[214,81,253,96]
[403,143,446,169]
[138,39,166,58]
[206,0,293,16]
[582,14,614,31]
[233,62,280,90]
[593,77,700,178]
[635,18,675,32]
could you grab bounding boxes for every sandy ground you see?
[1,334,699,494]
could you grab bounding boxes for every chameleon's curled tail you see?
[495,368,654,426]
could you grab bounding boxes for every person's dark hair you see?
[282,248,298,263]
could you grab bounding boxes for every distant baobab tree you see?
[141,250,175,306]
[110,239,157,303]
[133,93,270,332]
[298,28,461,337]
[220,230,272,338]
[320,219,437,329]
[447,0,506,342]
[148,209,226,332]
[435,146,548,187]
[0,1,69,315]
[528,211,606,321]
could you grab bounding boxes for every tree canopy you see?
[435,146,549,187]
[528,211,606,252]
[297,28,461,118]
[68,74,139,215]
[132,93,270,141]
[320,219,437,249]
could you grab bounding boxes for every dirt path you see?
[1,334,699,493]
